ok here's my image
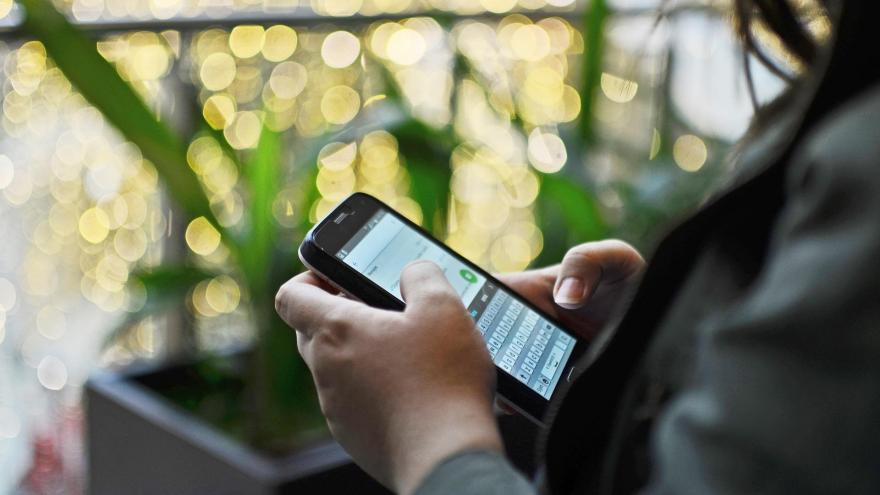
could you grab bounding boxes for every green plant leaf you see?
[535,173,607,266]
[406,153,451,235]
[240,125,281,296]
[579,0,609,146]
[392,123,452,234]
[20,0,227,239]
[133,265,217,295]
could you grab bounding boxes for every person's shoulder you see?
[790,83,880,194]
[798,83,880,168]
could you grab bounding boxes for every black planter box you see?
[86,359,539,494]
[85,361,390,495]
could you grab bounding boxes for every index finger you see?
[275,271,365,336]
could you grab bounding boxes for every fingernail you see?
[555,277,586,308]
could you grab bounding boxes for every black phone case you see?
[298,193,586,426]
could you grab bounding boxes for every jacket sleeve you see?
[414,450,536,495]
[647,90,880,495]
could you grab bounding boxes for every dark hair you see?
[734,0,880,129]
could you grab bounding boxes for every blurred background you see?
[0,0,809,492]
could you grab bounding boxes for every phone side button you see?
[566,367,576,383]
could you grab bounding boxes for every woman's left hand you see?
[275,260,503,495]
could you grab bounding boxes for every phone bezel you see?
[299,192,586,425]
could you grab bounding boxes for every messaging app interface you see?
[336,210,575,399]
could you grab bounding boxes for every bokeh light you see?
[321,31,361,68]
[321,85,361,124]
[37,355,69,391]
[200,52,237,91]
[673,134,709,172]
[262,25,298,62]
[185,217,221,255]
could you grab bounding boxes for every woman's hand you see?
[498,240,645,341]
[275,261,502,495]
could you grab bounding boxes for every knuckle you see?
[602,238,635,254]
[313,329,344,356]
[323,307,351,334]
[565,244,590,258]
[274,285,290,316]
[423,290,463,314]
[564,244,595,264]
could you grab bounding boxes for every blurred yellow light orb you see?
[314,0,362,16]
[262,25,298,61]
[129,34,170,80]
[37,356,67,391]
[505,168,540,207]
[372,0,412,13]
[202,94,236,130]
[673,134,708,172]
[369,22,402,58]
[386,28,426,65]
[600,72,639,103]
[524,67,564,105]
[480,0,517,13]
[269,61,308,99]
[316,168,357,201]
[538,17,572,54]
[200,53,237,91]
[490,234,532,272]
[318,142,358,171]
[114,228,148,262]
[0,155,14,189]
[191,281,216,317]
[205,275,240,313]
[134,322,154,352]
[559,85,582,122]
[321,85,361,125]
[95,254,129,292]
[321,31,361,68]
[225,111,263,150]
[511,25,551,62]
[451,163,499,204]
[229,25,265,59]
[527,128,567,173]
[468,199,510,230]
[79,208,111,244]
[545,0,575,5]
[0,0,13,19]
[185,217,221,256]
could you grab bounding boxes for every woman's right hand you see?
[496,240,645,341]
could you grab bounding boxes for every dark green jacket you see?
[415,81,880,495]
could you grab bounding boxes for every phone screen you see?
[334,208,576,399]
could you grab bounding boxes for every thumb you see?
[399,260,461,309]
[553,240,644,309]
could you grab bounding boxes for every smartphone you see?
[298,192,586,425]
